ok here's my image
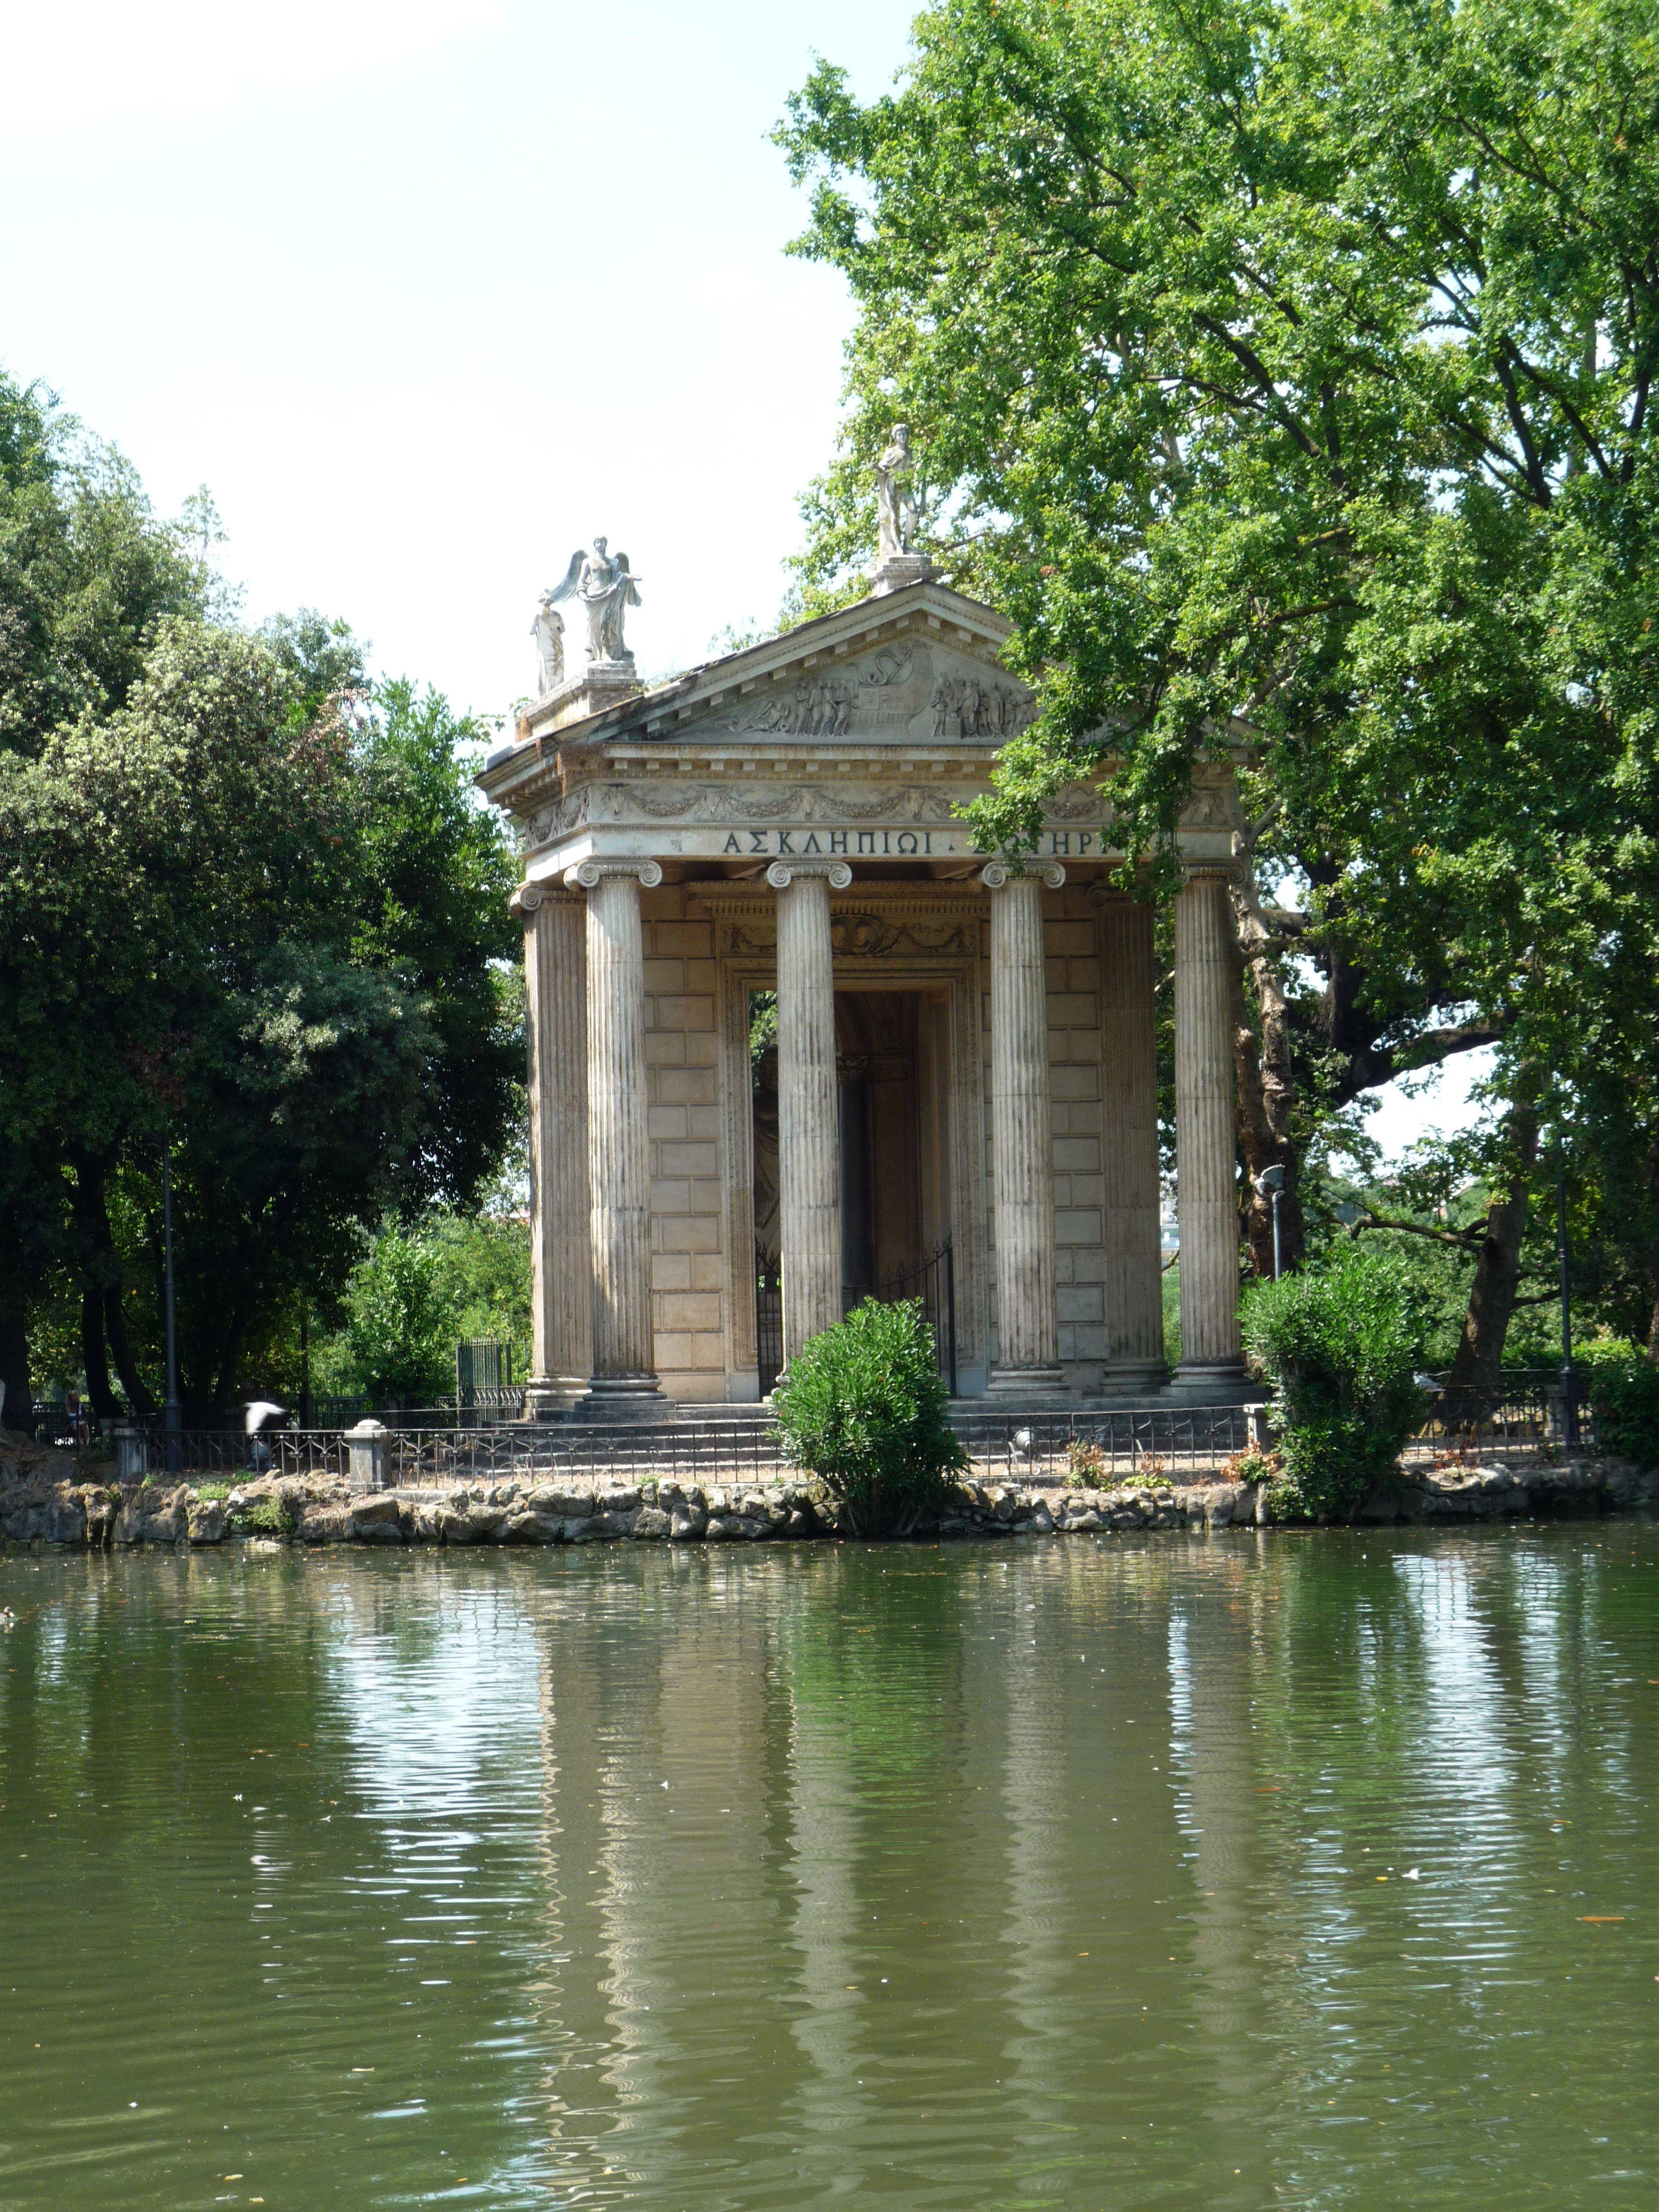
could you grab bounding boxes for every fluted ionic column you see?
[571,859,663,1401]
[772,859,849,1363]
[1096,893,1167,1390]
[513,883,591,1413]
[985,862,1063,1392]
[1174,868,1243,1381]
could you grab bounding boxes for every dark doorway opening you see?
[753,987,955,1395]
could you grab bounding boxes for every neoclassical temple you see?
[481,536,1244,1414]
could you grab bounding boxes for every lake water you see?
[2,1526,1657,2210]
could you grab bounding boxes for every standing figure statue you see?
[876,425,919,561]
[530,590,566,695]
[547,537,643,665]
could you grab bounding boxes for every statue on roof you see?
[876,426,919,561]
[548,538,642,664]
[530,590,566,696]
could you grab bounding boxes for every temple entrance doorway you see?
[752,985,956,1395]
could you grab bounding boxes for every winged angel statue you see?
[548,537,642,666]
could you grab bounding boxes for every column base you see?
[584,1374,667,1421]
[1168,1359,1254,1406]
[520,1378,592,1421]
[1101,1358,1170,1392]
[987,1364,1067,1398]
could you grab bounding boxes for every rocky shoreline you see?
[2,1432,1656,1549]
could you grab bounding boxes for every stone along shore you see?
[3,1437,1657,1549]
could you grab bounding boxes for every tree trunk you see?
[69,1154,126,1420]
[1443,1101,1540,1409]
[104,1286,157,1419]
[0,1204,33,1436]
[211,1302,253,1411]
[1645,1134,1659,1364]
[80,1287,120,1425]
[1229,890,1305,1276]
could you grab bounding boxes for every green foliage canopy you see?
[779,0,1659,1340]
[0,370,521,1417]
[338,1226,455,1407]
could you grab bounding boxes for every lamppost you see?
[161,1141,182,1472]
[1556,1159,1579,1451]
[1254,1163,1286,1281]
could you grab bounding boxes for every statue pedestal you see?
[871,552,940,597]
[544,657,642,731]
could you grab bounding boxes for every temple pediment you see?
[659,629,1033,747]
[478,581,1033,812]
[478,572,1240,880]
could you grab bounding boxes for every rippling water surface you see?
[2,1526,1658,2209]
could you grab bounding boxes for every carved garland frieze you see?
[586,782,969,825]
[523,790,588,848]
[724,911,975,961]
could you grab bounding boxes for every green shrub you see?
[238,1496,297,1535]
[1065,1438,1172,1490]
[770,1298,966,1537]
[1577,1340,1659,1463]
[1242,1250,1427,1520]
[1222,1448,1282,1490]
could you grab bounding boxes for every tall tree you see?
[778,0,1659,1362]
[1,612,520,1419]
[0,371,212,1424]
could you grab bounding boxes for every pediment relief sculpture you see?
[714,639,1032,743]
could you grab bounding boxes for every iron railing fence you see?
[127,1407,1257,1489]
[755,1247,784,1399]
[128,1394,530,1441]
[84,1378,1603,1494]
[757,1239,959,1398]
[456,1339,517,1407]
[1411,1371,1594,1461]
[956,1407,1257,1487]
[130,1420,788,1488]
[865,1242,957,1397]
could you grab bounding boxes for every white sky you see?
[2,0,908,704]
[1,0,1464,1163]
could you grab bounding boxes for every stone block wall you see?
[640,885,729,1400]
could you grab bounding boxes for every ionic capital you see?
[510,880,581,919]
[980,859,1064,891]
[563,859,664,892]
[765,859,853,891]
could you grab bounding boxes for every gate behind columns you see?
[755,1239,956,1399]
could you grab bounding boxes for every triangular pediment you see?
[478,582,1034,814]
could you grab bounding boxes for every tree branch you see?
[1351,1209,1483,1250]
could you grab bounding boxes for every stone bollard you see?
[344,1419,389,1494]
[111,1424,148,1481]
[1248,1404,1273,1452]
